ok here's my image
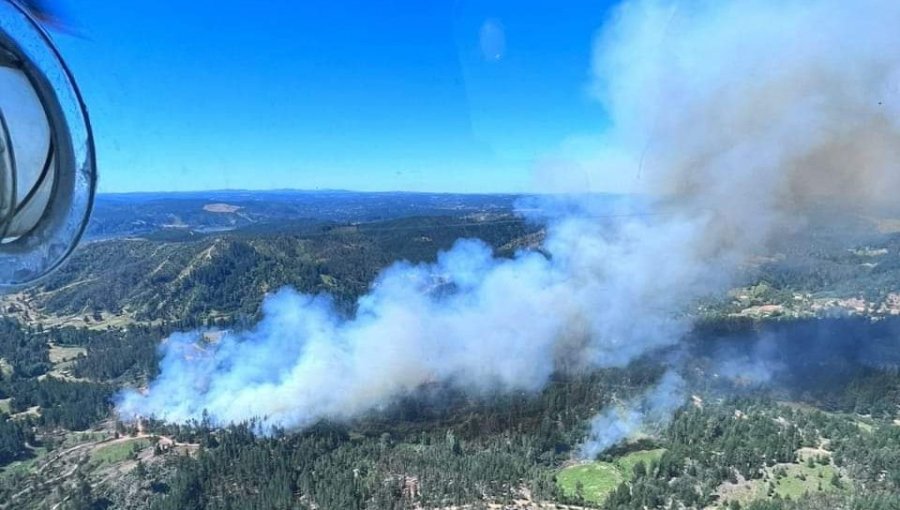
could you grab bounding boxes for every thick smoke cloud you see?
[118,0,900,434]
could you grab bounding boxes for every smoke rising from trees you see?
[118,0,900,444]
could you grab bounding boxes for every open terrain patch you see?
[557,449,665,504]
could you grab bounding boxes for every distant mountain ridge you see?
[87,190,526,240]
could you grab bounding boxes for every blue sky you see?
[52,1,617,193]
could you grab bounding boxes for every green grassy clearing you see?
[91,438,152,465]
[718,460,849,507]
[557,449,665,504]
[771,463,845,499]
[557,462,623,504]
[614,448,666,474]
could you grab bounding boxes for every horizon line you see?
[97,188,628,197]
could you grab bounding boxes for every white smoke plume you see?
[578,371,686,460]
[117,0,900,430]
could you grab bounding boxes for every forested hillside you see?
[4,193,900,509]
[5,213,539,328]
